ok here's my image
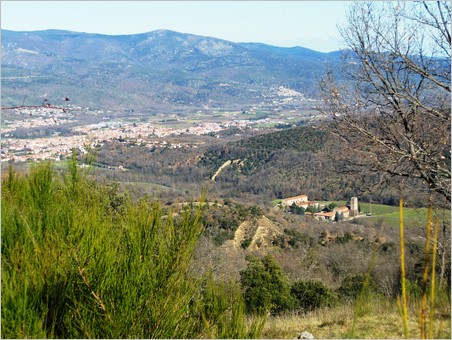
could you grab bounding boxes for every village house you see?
[313,211,336,221]
[282,194,358,222]
[281,195,308,206]
[310,206,351,221]
[333,206,350,219]
[298,201,320,210]
[282,194,319,210]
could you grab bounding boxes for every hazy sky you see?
[1,1,349,52]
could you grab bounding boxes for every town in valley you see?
[1,86,320,164]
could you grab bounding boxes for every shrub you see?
[289,203,305,215]
[241,237,252,249]
[197,276,266,338]
[283,228,315,248]
[213,229,234,246]
[240,255,294,314]
[335,232,354,244]
[250,205,262,218]
[290,280,338,312]
[1,162,263,338]
[405,279,423,299]
[337,273,377,301]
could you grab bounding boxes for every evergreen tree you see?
[240,255,294,314]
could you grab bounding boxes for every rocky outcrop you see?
[222,215,283,251]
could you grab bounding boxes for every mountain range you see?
[1,29,343,112]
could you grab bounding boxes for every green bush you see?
[404,279,423,299]
[335,232,354,244]
[337,273,377,301]
[284,228,315,248]
[240,255,294,314]
[1,161,264,338]
[290,280,338,312]
[197,275,266,338]
[241,237,252,249]
[289,203,305,215]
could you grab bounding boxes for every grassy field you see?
[318,200,348,207]
[357,203,450,228]
[272,199,283,205]
[261,296,451,339]
[314,200,450,229]
[359,202,400,216]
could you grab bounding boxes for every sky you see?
[1,1,349,52]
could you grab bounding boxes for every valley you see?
[1,86,321,163]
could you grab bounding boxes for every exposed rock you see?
[297,331,314,339]
[248,216,283,251]
[222,215,283,251]
[375,235,388,244]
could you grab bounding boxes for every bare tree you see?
[320,1,451,203]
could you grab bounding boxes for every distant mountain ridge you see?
[1,29,343,111]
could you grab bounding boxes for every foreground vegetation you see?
[1,160,265,338]
[2,158,450,338]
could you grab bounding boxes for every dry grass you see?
[261,297,451,339]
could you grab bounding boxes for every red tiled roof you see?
[283,194,308,201]
[315,211,335,217]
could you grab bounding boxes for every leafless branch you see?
[320,1,451,203]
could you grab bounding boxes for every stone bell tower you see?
[350,196,359,216]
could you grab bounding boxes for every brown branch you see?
[73,252,112,322]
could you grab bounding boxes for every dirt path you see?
[211,159,241,182]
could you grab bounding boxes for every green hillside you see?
[358,203,451,228]
[236,126,328,152]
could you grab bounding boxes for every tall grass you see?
[398,197,409,338]
[348,243,381,338]
[419,206,433,338]
[262,296,450,339]
[346,198,449,339]
[1,160,264,338]
[397,200,448,339]
[428,220,439,339]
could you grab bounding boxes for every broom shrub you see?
[1,160,264,338]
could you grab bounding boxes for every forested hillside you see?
[1,29,341,110]
[92,124,423,206]
[235,125,328,152]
